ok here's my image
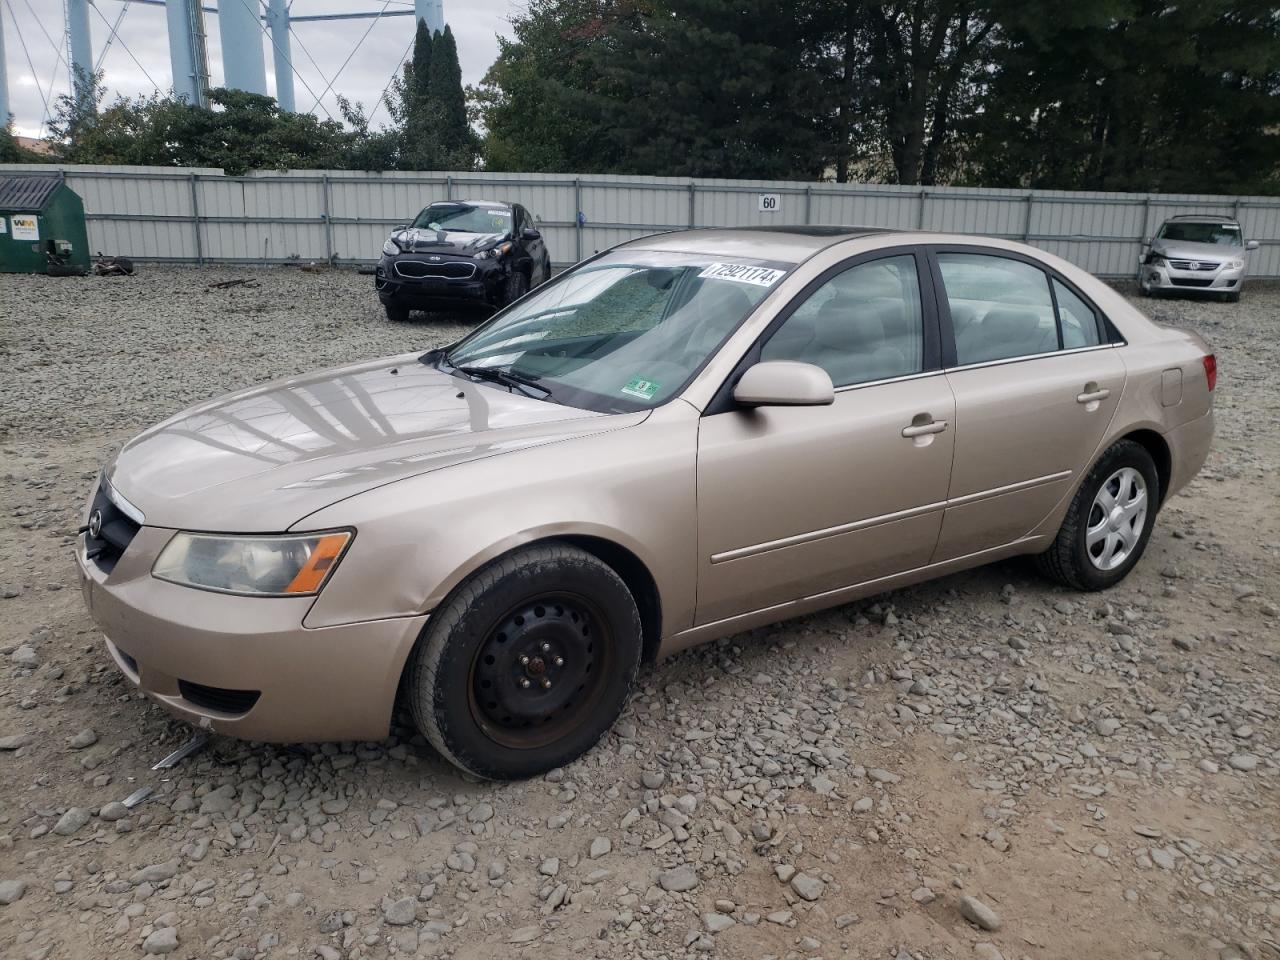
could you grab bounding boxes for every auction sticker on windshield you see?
[621,376,661,400]
[698,263,786,287]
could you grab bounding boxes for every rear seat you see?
[957,308,1055,364]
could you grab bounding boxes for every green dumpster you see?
[0,175,92,274]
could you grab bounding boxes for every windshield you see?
[1157,221,1243,246]
[441,250,792,412]
[412,202,512,235]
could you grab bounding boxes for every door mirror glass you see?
[733,361,834,407]
[1246,239,1259,251]
[522,228,542,240]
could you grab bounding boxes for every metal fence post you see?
[574,178,583,262]
[189,174,203,264]
[445,175,453,200]
[1022,193,1034,243]
[917,188,928,229]
[321,174,333,263]
[804,185,812,224]
[688,182,696,228]
[1138,196,1152,279]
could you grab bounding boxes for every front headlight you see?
[382,238,401,257]
[153,531,352,596]
[1151,256,1167,267]
[475,241,514,260]
[1228,259,1244,269]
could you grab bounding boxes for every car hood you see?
[1151,239,1244,261]
[392,227,505,256]
[105,354,636,532]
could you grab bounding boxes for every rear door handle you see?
[1077,386,1111,404]
[902,419,948,438]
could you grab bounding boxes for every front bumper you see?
[1142,262,1244,295]
[375,255,504,307]
[75,525,427,743]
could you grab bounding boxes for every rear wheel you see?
[1036,440,1159,591]
[406,543,642,780]
[384,302,411,323]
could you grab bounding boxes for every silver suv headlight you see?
[1228,258,1244,269]
[382,238,401,256]
[153,531,352,596]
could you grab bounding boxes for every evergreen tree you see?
[412,18,433,101]
[473,0,626,172]
[589,0,827,179]
[964,0,1280,193]
[428,25,476,166]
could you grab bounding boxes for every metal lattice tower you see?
[1,1,448,129]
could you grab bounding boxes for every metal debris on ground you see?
[121,786,154,808]
[151,731,211,770]
[206,277,260,290]
[94,255,135,277]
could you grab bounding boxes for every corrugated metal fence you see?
[3,163,1279,278]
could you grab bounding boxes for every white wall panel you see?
[2,163,1277,276]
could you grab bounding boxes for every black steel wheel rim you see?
[468,592,612,750]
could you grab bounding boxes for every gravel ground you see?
[0,265,1277,960]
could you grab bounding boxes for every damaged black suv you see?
[375,199,553,321]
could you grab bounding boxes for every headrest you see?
[815,297,885,353]
[981,308,1043,344]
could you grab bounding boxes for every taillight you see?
[1202,354,1216,392]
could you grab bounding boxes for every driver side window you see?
[761,255,924,387]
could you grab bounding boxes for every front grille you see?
[84,482,141,574]
[178,680,261,715]
[394,260,476,280]
[1168,259,1219,271]
[1170,277,1214,287]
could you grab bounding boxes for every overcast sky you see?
[3,0,517,138]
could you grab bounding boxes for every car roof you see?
[449,199,511,210]
[1165,214,1238,223]
[620,226,897,263]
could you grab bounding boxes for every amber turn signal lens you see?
[284,533,352,594]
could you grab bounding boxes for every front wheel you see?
[406,543,642,780]
[1035,440,1160,591]
[501,270,529,308]
[384,302,411,323]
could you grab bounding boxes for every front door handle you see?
[1077,383,1111,404]
[902,419,948,438]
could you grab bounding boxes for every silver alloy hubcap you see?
[1086,467,1148,571]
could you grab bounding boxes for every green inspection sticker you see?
[621,376,661,400]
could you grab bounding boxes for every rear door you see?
[695,250,955,625]
[929,248,1126,562]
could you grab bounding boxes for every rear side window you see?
[1053,279,1101,348]
[761,255,924,388]
[939,254,1058,365]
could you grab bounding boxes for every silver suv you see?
[1139,215,1258,302]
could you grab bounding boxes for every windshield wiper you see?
[452,363,554,401]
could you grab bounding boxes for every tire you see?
[384,302,411,323]
[501,270,529,308]
[1036,439,1160,591]
[406,543,642,780]
[1224,290,1241,303]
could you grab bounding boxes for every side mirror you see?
[1142,236,1152,246]
[1246,239,1259,251]
[733,361,834,407]
[393,224,407,232]
[522,228,541,240]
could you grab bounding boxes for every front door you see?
[930,249,1127,561]
[695,252,955,626]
